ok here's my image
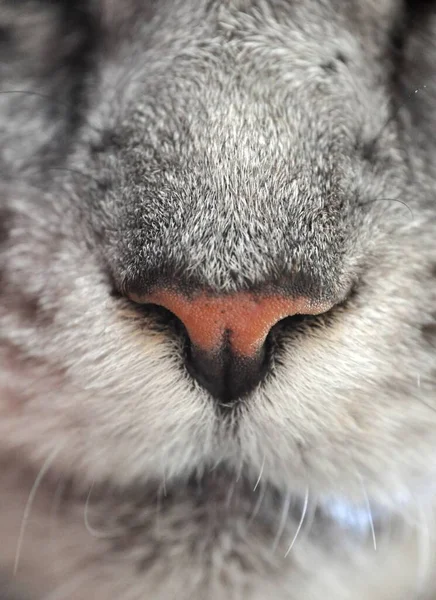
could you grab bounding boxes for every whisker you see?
[235,452,245,483]
[160,469,167,498]
[225,477,237,508]
[0,90,63,103]
[360,196,414,219]
[84,483,120,540]
[248,480,267,525]
[284,486,309,558]
[301,492,317,539]
[253,454,265,492]
[416,397,436,415]
[14,444,62,575]
[361,481,377,551]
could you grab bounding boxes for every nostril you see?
[184,339,272,403]
[128,289,333,355]
[127,287,335,403]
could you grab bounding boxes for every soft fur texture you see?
[0,0,436,598]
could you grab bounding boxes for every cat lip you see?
[127,289,335,358]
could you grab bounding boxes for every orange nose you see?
[129,289,331,357]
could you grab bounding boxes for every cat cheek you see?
[0,386,27,415]
[0,348,65,411]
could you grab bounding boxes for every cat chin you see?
[31,459,432,546]
[0,412,433,561]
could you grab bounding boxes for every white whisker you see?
[253,454,265,492]
[360,478,377,551]
[225,478,237,508]
[235,452,245,483]
[84,483,120,539]
[284,486,309,558]
[14,444,62,575]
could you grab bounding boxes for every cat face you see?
[0,0,435,515]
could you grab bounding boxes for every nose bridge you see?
[130,289,330,356]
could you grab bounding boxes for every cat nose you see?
[129,289,330,403]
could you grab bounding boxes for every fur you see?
[0,0,436,598]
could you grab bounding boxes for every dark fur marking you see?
[1,285,54,328]
[0,25,12,45]
[321,60,338,73]
[0,209,12,248]
[421,315,436,348]
[335,51,348,64]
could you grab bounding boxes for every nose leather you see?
[130,289,331,357]
[129,289,332,401]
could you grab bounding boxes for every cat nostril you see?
[129,290,331,355]
[129,288,333,403]
[184,339,272,404]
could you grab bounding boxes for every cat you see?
[0,0,436,598]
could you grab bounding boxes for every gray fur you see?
[0,0,436,598]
